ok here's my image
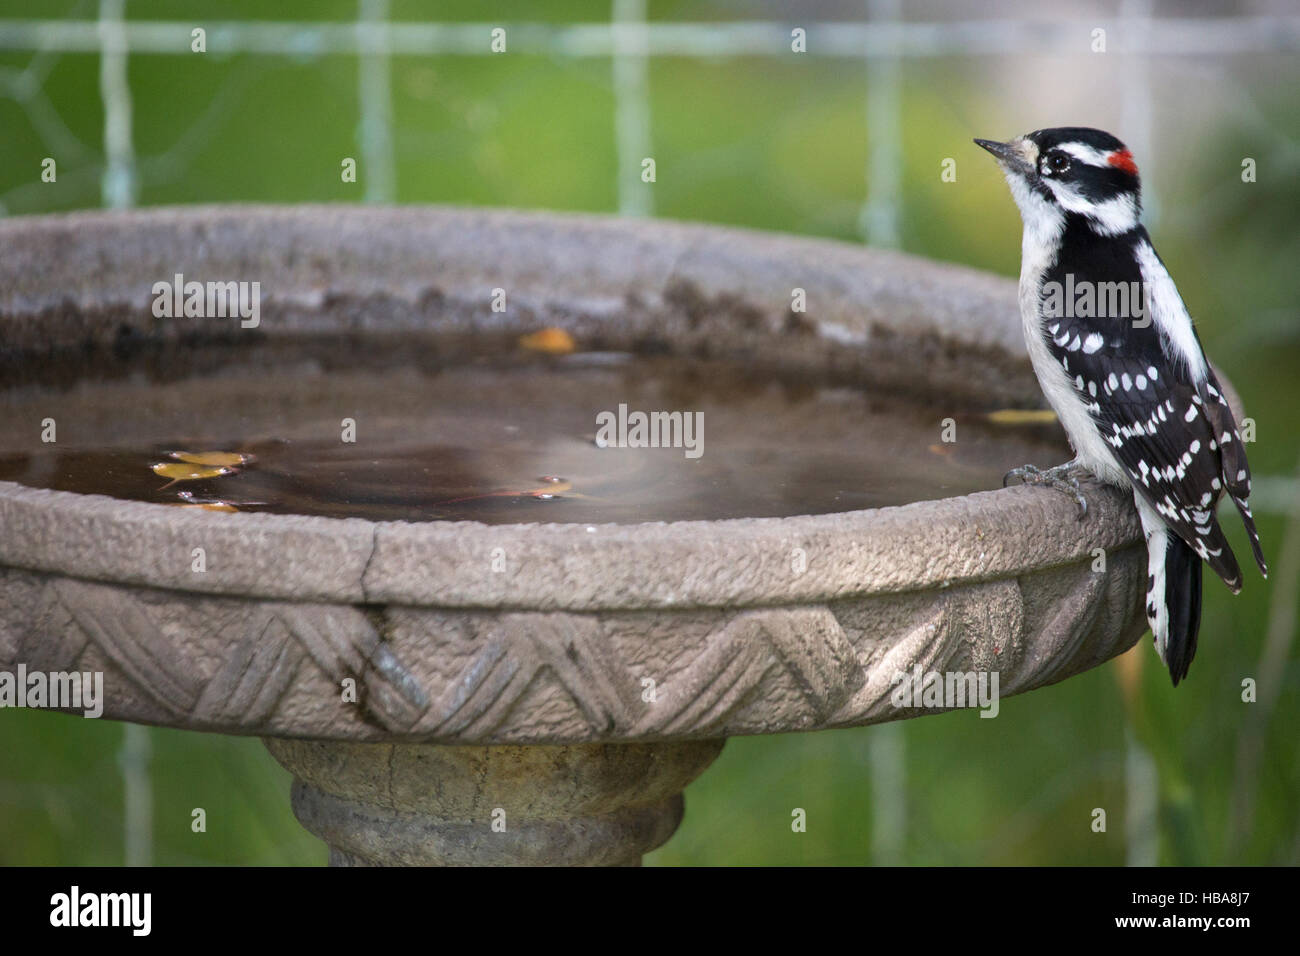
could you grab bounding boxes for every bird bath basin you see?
[0,206,1151,865]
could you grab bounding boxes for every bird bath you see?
[0,206,1152,865]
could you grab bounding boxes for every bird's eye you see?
[1043,152,1071,175]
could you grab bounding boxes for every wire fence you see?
[3,6,1300,228]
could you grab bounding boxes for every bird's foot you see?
[1003,462,1090,518]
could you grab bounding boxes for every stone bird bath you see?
[0,206,1153,865]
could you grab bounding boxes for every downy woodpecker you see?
[976,127,1267,685]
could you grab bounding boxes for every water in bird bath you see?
[0,336,1070,524]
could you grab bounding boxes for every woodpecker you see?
[976,127,1267,685]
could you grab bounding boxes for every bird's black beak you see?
[974,137,1034,175]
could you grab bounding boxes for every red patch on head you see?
[1107,149,1138,176]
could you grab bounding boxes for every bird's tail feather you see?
[1136,494,1203,686]
[1146,528,1202,686]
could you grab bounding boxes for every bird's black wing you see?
[1041,224,1254,589]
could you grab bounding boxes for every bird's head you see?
[975,127,1142,237]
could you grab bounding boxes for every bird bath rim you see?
[0,478,1140,610]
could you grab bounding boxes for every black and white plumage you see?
[976,127,1267,685]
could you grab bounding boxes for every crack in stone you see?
[359,523,380,604]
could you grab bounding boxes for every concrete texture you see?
[264,737,725,866]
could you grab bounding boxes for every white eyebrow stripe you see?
[1057,142,1115,167]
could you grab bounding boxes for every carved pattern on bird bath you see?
[0,544,1144,744]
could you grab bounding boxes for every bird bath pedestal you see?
[0,207,1153,865]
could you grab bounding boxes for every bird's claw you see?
[1003,463,1089,519]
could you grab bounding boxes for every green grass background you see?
[0,1,1296,865]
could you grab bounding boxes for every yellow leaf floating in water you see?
[152,462,234,481]
[518,327,576,355]
[154,451,251,489]
[168,450,253,467]
[985,409,1059,426]
[152,462,236,489]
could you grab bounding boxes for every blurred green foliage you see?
[0,1,1295,866]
